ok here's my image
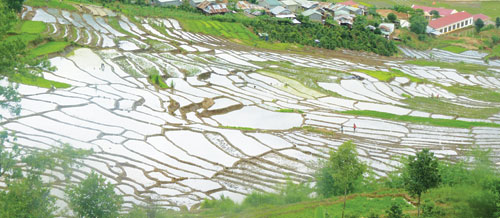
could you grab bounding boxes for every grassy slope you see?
[21,21,47,34]
[404,59,490,75]
[341,110,500,128]
[8,73,71,88]
[402,97,500,119]
[357,68,424,83]
[30,41,70,57]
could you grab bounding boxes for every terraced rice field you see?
[2,5,500,214]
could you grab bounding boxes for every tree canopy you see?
[409,14,428,35]
[328,140,366,218]
[403,149,441,217]
[475,18,484,33]
[67,171,123,218]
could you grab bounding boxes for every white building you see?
[428,11,473,34]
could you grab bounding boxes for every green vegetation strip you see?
[276,108,304,113]
[8,73,71,88]
[405,59,490,75]
[441,45,468,54]
[341,110,500,128]
[357,68,424,83]
[25,0,77,11]
[402,96,500,119]
[219,126,256,131]
[21,21,47,34]
[30,41,70,57]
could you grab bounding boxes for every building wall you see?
[285,4,298,12]
[438,17,473,34]
[309,13,322,21]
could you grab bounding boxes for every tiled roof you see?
[429,11,472,29]
[411,5,456,17]
[473,14,490,21]
[338,0,357,6]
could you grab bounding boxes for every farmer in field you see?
[340,124,344,134]
[353,123,357,133]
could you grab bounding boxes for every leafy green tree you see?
[6,0,23,12]
[328,141,366,218]
[0,144,91,217]
[430,10,440,19]
[403,149,441,217]
[0,175,57,218]
[410,14,428,35]
[387,13,397,23]
[67,171,123,218]
[475,18,484,33]
[315,161,350,198]
[386,203,408,218]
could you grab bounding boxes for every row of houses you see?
[245,0,367,26]
[410,4,492,35]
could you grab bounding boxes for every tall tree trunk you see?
[342,186,347,218]
[417,194,421,218]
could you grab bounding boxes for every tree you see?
[6,0,23,12]
[386,203,408,218]
[409,14,428,35]
[475,18,484,33]
[387,13,397,23]
[328,141,366,218]
[402,149,441,217]
[496,17,500,28]
[67,171,123,218]
[430,10,440,19]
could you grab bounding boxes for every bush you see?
[280,180,312,204]
[386,203,409,218]
[242,192,281,208]
[201,195,238,212]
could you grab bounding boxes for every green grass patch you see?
[25,0,77,11]
[30,41,70,57]
[441,45,468,54]
[260,196,411,218]
[147,74,169,89]
[291,125,337,136]
[276,108,304,114]
[5,33,41,44]
[219,126,256,131]
[405,59,490,75]
[20,21,47,34]
[341,110,500,128]
[7,73,71,88]
[442,85,500,103]
[357,68,424,83]
[402,96,500,119]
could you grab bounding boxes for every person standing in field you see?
[353,123,357,133]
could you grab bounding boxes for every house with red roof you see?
[473,14,494,25]
[428,11,473,34]
[411,5,457,19]
[338,0,358,7]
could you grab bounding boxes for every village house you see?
[411,5,457,19]
[302,8,323,22]
[237,1,266,10]
[300,1,319,10]
[281,0,299,12]
[270,6,296,18]
[428,11,473,34]
[197,1,229,14]
[258,0,282,9]
[379,23,395,36]
[152,0,182,7]
[190,0,215,7]
[473,14,493,25]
